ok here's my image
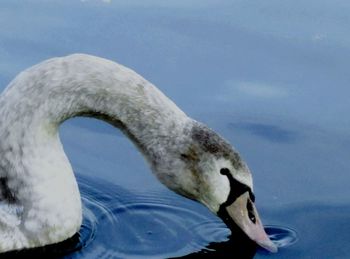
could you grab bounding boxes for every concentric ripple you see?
[73,175,231,258]
[264,225,298,248]
[3,175,292,258]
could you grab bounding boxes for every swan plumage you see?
[0,54,276,253]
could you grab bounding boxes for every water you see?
[76,175,229,258]
[1,0,350,258]
[2,175,295,259]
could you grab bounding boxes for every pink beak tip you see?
[259,239,278,253]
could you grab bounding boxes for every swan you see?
[0,54,277,253]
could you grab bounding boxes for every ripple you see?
[189,221,230,250]
[6,175,278,258]
[264,225,298,248]
[71,175,233,258]
[86,201,227,258]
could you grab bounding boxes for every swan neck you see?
[0,54,189,251]
[2,54,188,156]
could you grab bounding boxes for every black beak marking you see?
[218,168,256,224]
[246,198,256,224]
[219,168,255,205]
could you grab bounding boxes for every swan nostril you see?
[246,199,256,224]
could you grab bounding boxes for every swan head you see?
[152,121,277,253]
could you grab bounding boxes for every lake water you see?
[1,1,350,258]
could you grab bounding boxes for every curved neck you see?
[1,54,188,162]
[0,54,189,251]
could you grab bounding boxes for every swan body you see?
[0,54,276,253]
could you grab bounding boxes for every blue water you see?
[2,175,295,258]
[1,1,350,258]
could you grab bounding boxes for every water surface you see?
[1,1,350,258]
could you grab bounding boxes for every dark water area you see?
[3,175,350,258]
[1,0,350,258]
[1,175,295,259]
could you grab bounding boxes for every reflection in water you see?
[1,1,349,258]
[1,235,81,259]
[177,222,258,259]
[0,175,258,258]
[0,173,310,259]
[3,175,306,259]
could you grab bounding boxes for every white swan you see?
[0,54,276,253]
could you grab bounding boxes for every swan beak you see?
[219,192,278,253]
